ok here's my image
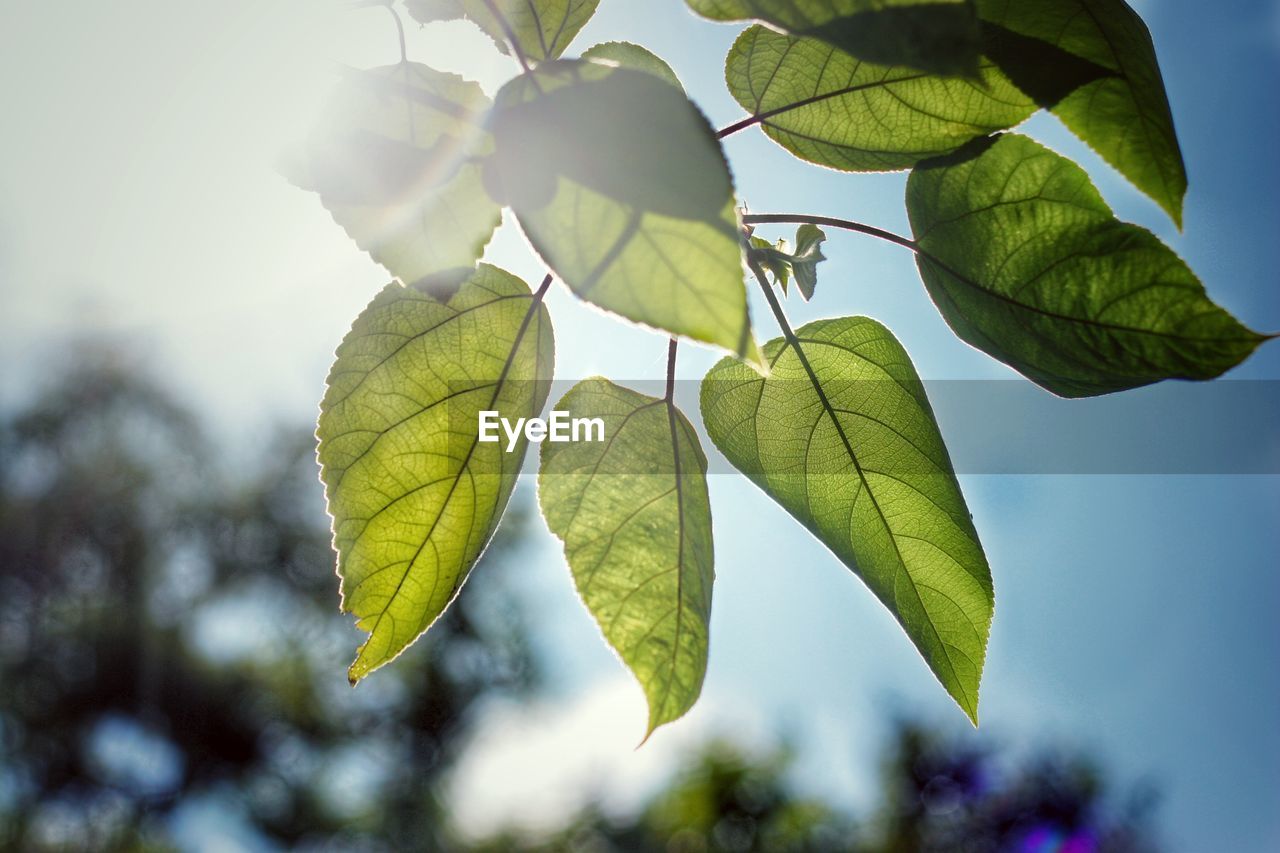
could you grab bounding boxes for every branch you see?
[382,2,408,65]
[742,213,918,253]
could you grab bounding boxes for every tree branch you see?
[743,213,918,253]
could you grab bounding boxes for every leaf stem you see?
[480,0,534,75]
[748,257,798,348]
[665,338,678,402]
[534,272,553,299]
[743,213,918,253]
[716,114,762,139]
[380,1,408,65]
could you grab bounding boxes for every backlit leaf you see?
[285,63,500,293]
[701,315,993,722]
[581,41,685,91]
[748,234,793,294]
[790,224,827,300]
[486,60,761,364]
[405,0,599,63]
[688,0,983,76]
[907,134,1268,397]
[746,225,827,300]
[318,265,554,682]
[724,25,1034,171]
[977,0,1187,226]
[539,379,714,737]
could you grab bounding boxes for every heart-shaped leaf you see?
[539,378,714,737]
[701,315,994,722]
[907,134,1268,397]
[486,60,761,364]
[318,265,554,682]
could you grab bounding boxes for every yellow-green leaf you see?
[318,265,554,682]
[701,315,993,723]
[539,379,714,737]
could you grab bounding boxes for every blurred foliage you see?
[0,343,538,850]
[0,344,1158,851]
[483,726,1157,853]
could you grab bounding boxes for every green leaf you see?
[318,264,554,683]
[404,0,599,63]
[285,63,501,293]
[747,234,793,294]
[701,315,993,722]
[539,379,714,737]
[581,41,685,92]
[746,226,826,300]
[724,25,1035,171]
[486,60,761,365]
[907,134,1268,397]
[976,0,1187,226]
[688,0,983,76]
[790,224,827,301]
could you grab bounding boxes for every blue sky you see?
[2,0,1278,849]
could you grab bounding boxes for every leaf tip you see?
[740,338,770,376]
[638,708,675,748]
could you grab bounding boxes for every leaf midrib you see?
[752,271,972,711]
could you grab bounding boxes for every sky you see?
[2,0,1279,850]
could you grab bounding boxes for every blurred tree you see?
[0,343,539,851]
[477,728,1157,853]
[0,343,1160,852]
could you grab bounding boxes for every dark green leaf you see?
[581,41,685,92]
[487,60,761,364]
[976,0,1186,226]
[318,265,554,682]
[724,25,1035,171]
[285,63,500,294]
[539,379,714,737]
[688,0,983,76]
[907,134,1268,397]
[405,0,599,63]
[701,315,993,722]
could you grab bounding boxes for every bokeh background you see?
[1,0,1277,850]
